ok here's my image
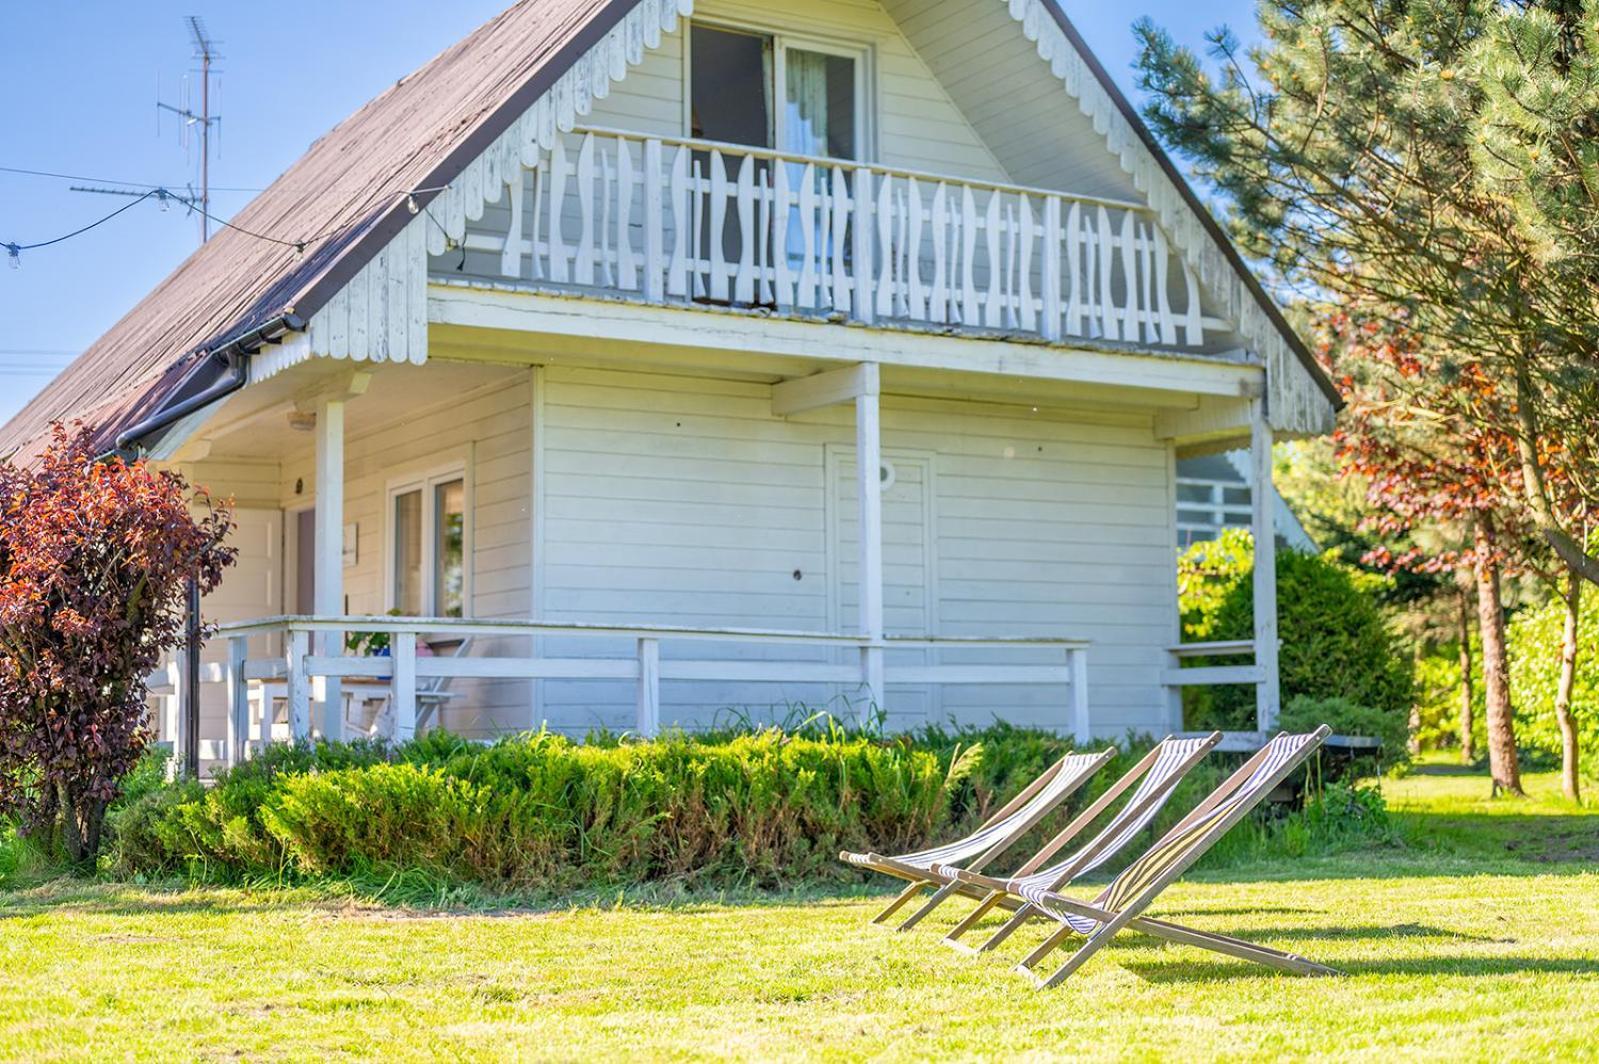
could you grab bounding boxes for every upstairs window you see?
[688,22,865,162]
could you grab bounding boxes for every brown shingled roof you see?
[0,0,628,460]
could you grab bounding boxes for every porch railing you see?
[169,616,1089,768]
[457,127,1227,350]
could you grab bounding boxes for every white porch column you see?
[1250,396,1281,731]
[855,363,885,720]
[314,396,345,741]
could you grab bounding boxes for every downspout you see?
[111,312,306,456]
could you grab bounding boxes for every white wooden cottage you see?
[0,0,1338,765]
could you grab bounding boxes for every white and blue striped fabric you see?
[929,735,1209,886]
[1023,731,1321,934]
[843,751,1105,872]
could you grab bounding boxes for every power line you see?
[1,165,449,196]
[3,189,162,266]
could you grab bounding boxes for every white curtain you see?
[784,50,831,157]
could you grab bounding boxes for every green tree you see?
[1133,0,1599,590]
[1180,532,1414,746]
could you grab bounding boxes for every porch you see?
[151,342,1281,772]
[156,616,1090,766]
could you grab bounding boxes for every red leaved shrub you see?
[0,424,234,863]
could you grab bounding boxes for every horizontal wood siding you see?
[582,0,1012,181]
[279,372,534,738]
[536,365,1174,737]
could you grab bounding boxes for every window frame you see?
[682,18,875,163]
[384,462,472,619]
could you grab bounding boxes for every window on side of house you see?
[390,472,467,618]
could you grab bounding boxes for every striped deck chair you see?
[840,747,1116,926]
[928,732,1221,945]
[1010,727,1336,988]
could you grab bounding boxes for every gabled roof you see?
[2,0,1337,460]
[0,0,628,459]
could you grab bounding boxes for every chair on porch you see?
[839,746,1117,926]
[348,635,474,739]
[1003,727,1336,989]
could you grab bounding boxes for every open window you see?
[388,471,467,618]
[688,22,866,161]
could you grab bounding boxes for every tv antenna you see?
[156,16,222,243]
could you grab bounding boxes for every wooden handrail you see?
[572,124,1152,214]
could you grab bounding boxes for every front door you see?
[828,447,936,727]
[293,507,316,614]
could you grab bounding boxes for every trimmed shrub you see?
[109,730,951,889]
[1280,695,1406,773]
[104,723,1382,893]
[1179,531,1414,742]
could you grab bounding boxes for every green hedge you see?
[1179,530,1414,748]
[110,731,952,889]
[103,724,1376,893]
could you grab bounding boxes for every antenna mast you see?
[156,16,222,243]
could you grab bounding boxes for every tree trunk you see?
[1555,573,1582,803]
[53,780,108,867]
[1457,588,1476,764]
[1474,514,1523,796]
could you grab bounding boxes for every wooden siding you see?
[534,365,1176,737]
[585,0,1013,182]
[277,373,534,735]
[884,0,1140,200]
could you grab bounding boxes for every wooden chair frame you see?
[936,731,1220,947]
[1011,727,1337,988]
[841,746,1116,926]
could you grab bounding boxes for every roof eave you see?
[1036,1,1343,413]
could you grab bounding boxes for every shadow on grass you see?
[1123,953,1599,983]
[1178,922,1512,945]
[0,875,891,922]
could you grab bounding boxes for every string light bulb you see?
[406,193,420,215]
[157,189,172,212]
[5,244,18,270]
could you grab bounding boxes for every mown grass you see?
[1,762,1595,1061]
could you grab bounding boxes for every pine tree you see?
[1134,0,1599,586]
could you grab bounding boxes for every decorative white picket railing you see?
[154,616,1092,768]
[456,127,1226,349]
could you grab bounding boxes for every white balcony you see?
[451,127,1228,351]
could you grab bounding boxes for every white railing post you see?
[1251,396,1281,731]
[160,659,181,751]
[314,396,345,742]
[1069,645,1090,745]
[167,657,190,777]
[859,644,885,727]
[287,627,313,742]
[225,636,248,768]
[636,636,661,737]
[856,364,885,724]
[643,137,665,301]
[852,165,874,324]
[392,629,417,744]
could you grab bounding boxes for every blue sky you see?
[0,0,1255,426]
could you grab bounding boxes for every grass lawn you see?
[2,760,1596,1061]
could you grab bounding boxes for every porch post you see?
[855,363,885,722]
[314,397,345,741]
[1250,396,1281,731]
